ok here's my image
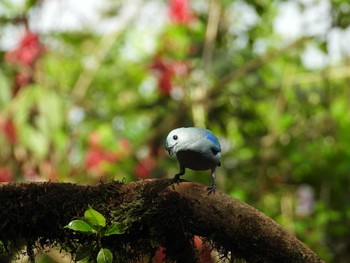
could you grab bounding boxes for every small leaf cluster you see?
[65,205,125,263]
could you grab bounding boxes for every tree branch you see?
[0,179,323,262]
[209,36,314,98]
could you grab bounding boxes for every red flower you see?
[153,247,166,263]
[158,71,173,94]
[152,237,214,262]
[16,73,31,86]
[135,156,156,179]
[85,131,118,172]
[0,167,13,182]
[194,236,214,262]
[6,31,44,67]
[150,57,174,95]
[0,117,17,144]
[5,30,44,95]
[85,149,118,171]
[168,0,193,24]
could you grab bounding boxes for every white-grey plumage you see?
[165,127,221,193]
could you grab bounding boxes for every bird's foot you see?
[207,184,216,195]
[171,174,181,185]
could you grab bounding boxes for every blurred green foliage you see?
[1,0,350,262]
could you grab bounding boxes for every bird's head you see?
[165,128,186,156]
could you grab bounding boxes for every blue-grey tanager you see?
[165,127,221,193]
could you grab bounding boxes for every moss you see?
[0,179,198,262]
[0,181,123,261]
[0,180,323,262]
[101,179,199,262]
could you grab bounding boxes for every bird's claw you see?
[171,174,181,185]
[207,184,216,195]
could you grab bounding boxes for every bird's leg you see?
[207,168,216,195]
[172,166,185,185]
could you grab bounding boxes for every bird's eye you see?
[173,135,178,140]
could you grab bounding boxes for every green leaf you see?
[64,220,96,234]
[97,248,113,263]
[0,71,11,110]
[84,205,106,228]
[75,246,92,261]
[103,223,125,236]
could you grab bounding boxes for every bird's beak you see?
[167,146,174,156]
[165,141,175,156]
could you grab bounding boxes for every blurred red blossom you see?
[150,57,190,95]
[6,30,44,67]
[15,73,32,88]
[194,235,214,262]
[5,30,44,95]
[135,155,157,179]
[153,247,166,263]
[152,236,213,262]
[85,149,118,171]
[151,0,194,95]
[85,131,118,175]
[168,0,193,24]
[0,167,13,182]
[150,57,174,94]
[0,117,17,144]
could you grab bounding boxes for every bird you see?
[165,127,221,193]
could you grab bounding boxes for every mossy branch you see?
[0,179,323,262]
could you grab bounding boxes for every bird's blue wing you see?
[205,132,221,154]
[206,133,219,145]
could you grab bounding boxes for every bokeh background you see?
[1,0,350,262]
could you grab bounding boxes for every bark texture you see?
[0,179,323,262]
